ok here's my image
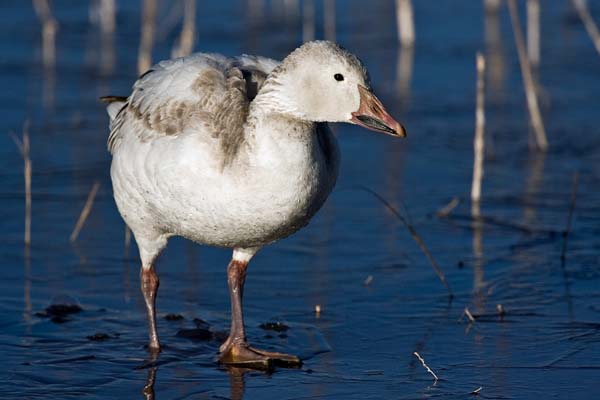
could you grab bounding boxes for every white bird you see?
[102,41,405,369]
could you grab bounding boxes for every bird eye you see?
[334,73,344,82]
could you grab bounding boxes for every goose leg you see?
[219,250,302,369]
[141,266,160,352]
[136,232,168,353]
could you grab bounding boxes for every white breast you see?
[111,116,339,249]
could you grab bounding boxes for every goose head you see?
[268,41,406,137]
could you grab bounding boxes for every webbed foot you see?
[219,343,302,370]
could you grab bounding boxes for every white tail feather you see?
[106,101,126,121]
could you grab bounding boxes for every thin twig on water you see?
[572,0,600,56]
[12,120,32,245]
[561,172,579,261]
[464,307,476,323]
[70,182,101,243]
[436,197,460,218]
[354,185,453,298]
[508,0,548,151]
[442,212,558,235]
[471,52,486,216]
[413,351,439,381]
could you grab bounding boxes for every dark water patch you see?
[86,332,119,341]
[175,328,213,341]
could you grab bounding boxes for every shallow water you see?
[1,1,600,399]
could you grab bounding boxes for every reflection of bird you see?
[103,41,405,369]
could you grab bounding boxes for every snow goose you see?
[102,40,405,369]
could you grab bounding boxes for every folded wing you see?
[106,53,279,165]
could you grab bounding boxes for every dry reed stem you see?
[97,0,116,75]
[471,53,486,212]
[572,0,600,55]
[12,120,32,245]
[138,0,157,75]
[157,2,183,41]
[24,142,31,246]
[471,53,485,269]
[70,182,101,243]
[172,0,196,58]
[99,0,116,34]
[527,0,540,66]
[396,0,415,48]
[496,303,505,316]
[10,133,24,155]
[484,0,501,12]
[357,186,453,298]
[436,197,460,218]
[323,0,336,42]
[560,172,579,260]
[302,0,315,42]
[124,224,132,253]
[33,0,58,68]
[396,45,414,102]
[413,352,439,381]
[508,0,548,151]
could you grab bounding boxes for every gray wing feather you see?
[107,53,253,162]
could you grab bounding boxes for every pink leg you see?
[218,257,301,369]
[141,266,160,352]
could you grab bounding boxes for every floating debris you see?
[471,386,483,395]
[496,304,505,317]
[174,317,214,341]
[193,318,210,329]
[315,304,322,317]
[364,369,384,376]
[164,313,184,321]
[363,275,373,286]
[35,296,83,323]
[259,321,289,332]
